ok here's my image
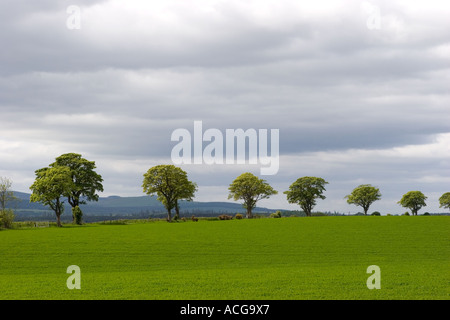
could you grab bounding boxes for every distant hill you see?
[9,191,278,221]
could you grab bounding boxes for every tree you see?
[50,153,104,224]
[0,177,17,229]
[228,172,277,219]
[0,209,14,229]
[284,176,328,217]
[142,165,197,222]
[0,176,17,211]
[398,191,427,216]
[30,166,73,227]
[439,192,450,211]
[345,184,382,216]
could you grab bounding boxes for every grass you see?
[0,216,448,300]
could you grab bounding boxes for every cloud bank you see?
[1,0,449,214]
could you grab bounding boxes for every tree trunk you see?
[246,207,252,219]
[56,213,62,227]
[175,201,180,220]
[68,196,80,222]
[167,209,172,222]
[303,205,311,217]
[55,198,62,227]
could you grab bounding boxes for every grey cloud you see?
[1,1,449,212]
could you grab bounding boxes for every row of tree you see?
[143,165,450,220]
[2,153,449,227]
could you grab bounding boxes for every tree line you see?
[1,152,449,227]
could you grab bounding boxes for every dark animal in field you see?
[191,215,198,222]
[219,214,233,220]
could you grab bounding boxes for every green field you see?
[0,216,448,300]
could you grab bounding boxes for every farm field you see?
[0,216,448,300]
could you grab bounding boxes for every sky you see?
[0,0,449,214]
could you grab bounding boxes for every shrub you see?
[219,214,233,220]
[270,211,282,218]
[0,209,15,229]
[371,211,381,216]
[423,212,430,216]
[235,213,243,220]
[403,212,410,216]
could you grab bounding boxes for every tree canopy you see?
[30,166,73,227]
[284,176,328,217]
[50,153,104,210]
[29,153,105,225]
[398,191,427,216]
[345,184,382,215]
[228,172,277,218]
[439,192,450,211]
[142,164,197,222]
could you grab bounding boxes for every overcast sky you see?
[1,0,449,214]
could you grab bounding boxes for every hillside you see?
[9,191,278,221]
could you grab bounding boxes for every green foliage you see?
[398,191,427,216]
[439,192,450,211]
[228,172,277,219]
[371,211,381,216]
[284,177,328,217]
[423,212,430,216]
[30,166,73,227]
[142,165,197,222]
[50,153,104,208]
[72,206,83,225]
[270,211,282,218]
[0,209,15,229]
[345,184,381,215]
